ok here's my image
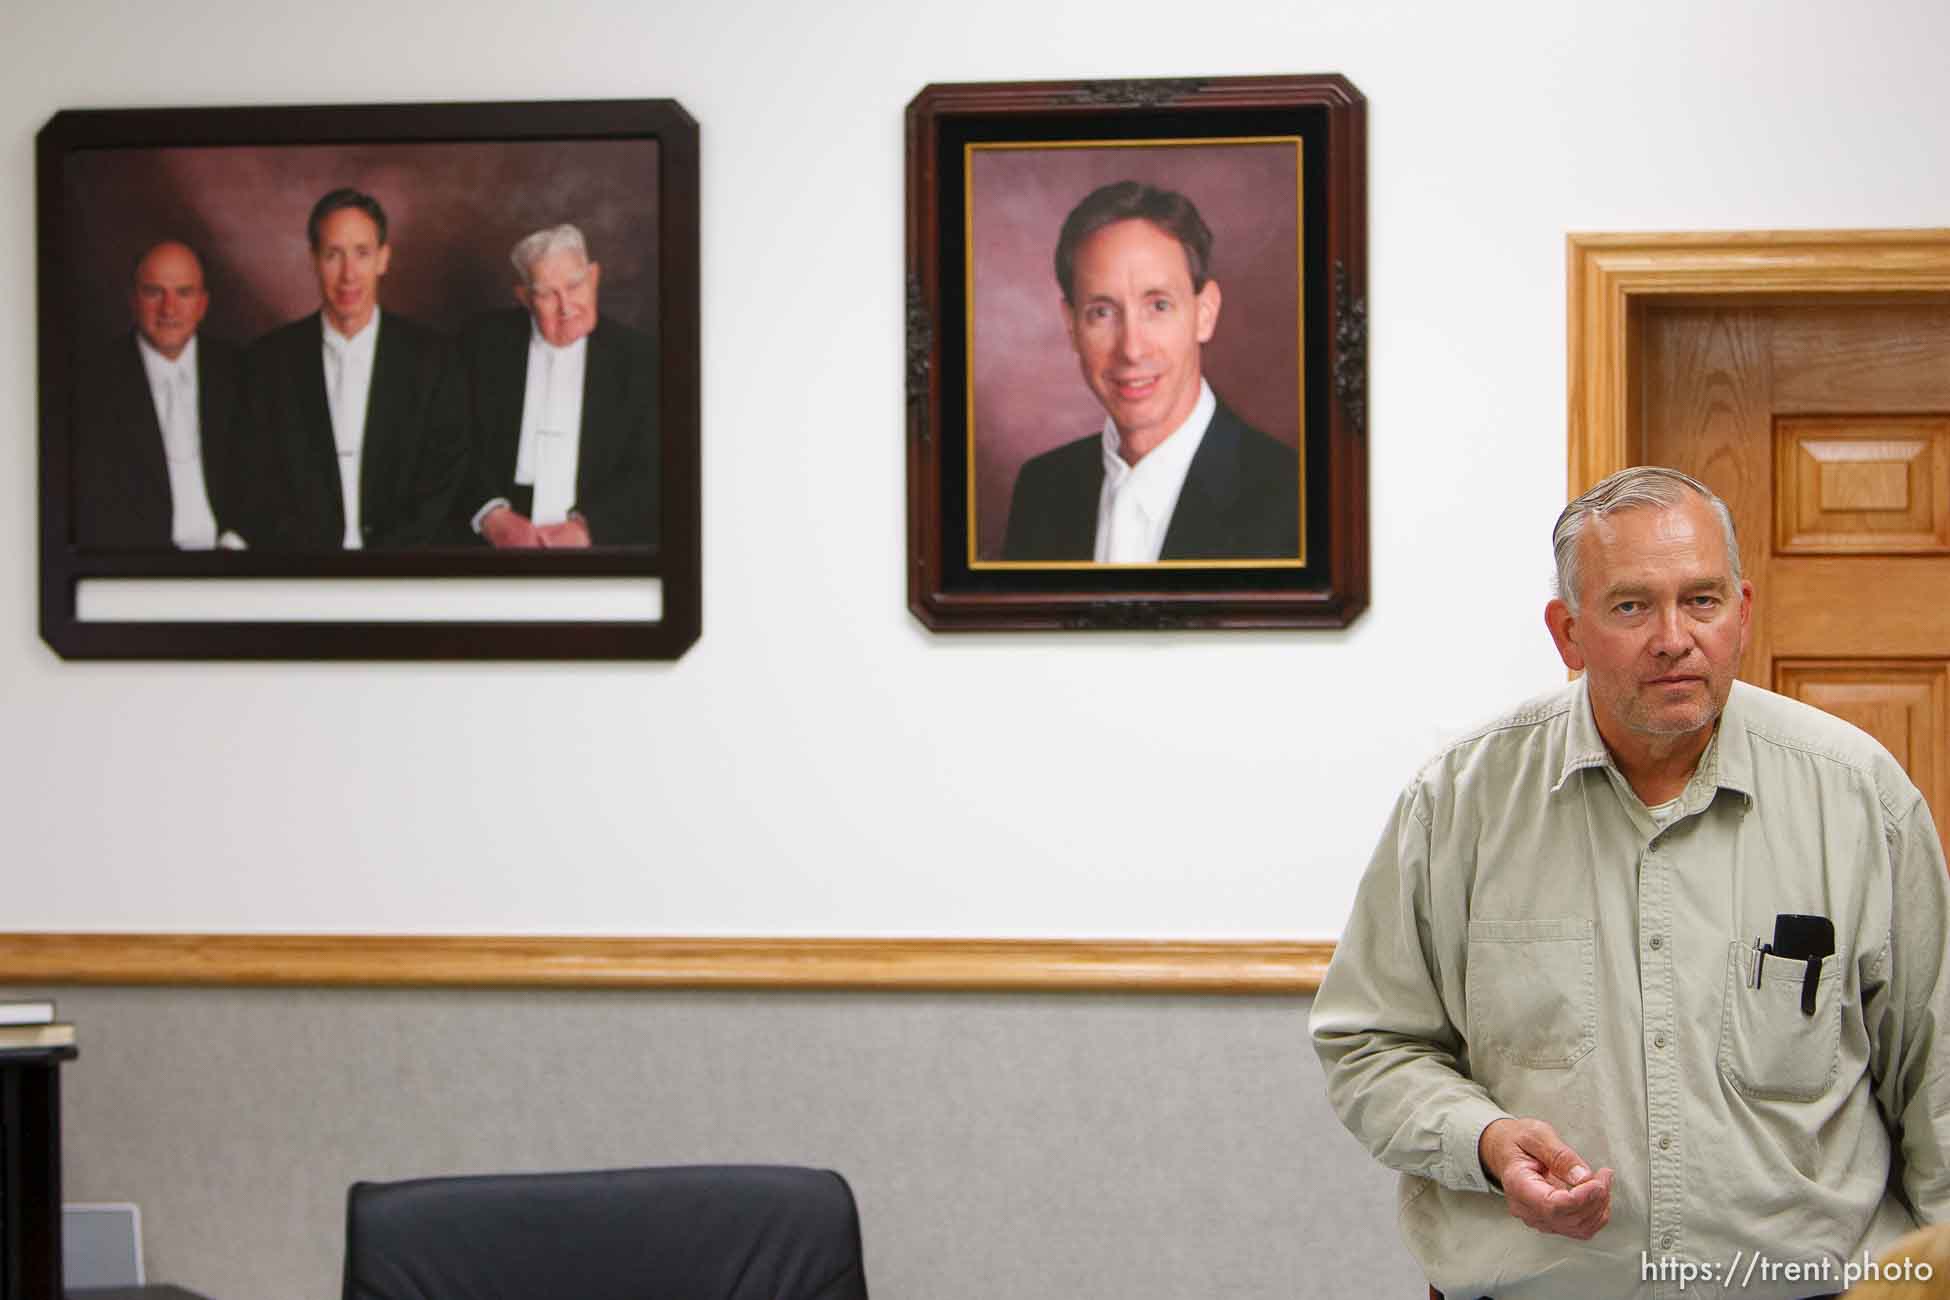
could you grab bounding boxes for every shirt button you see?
[1650,936,1663,950]
[1654,1034,1666,1049]
[1659,1135,1672,1150]
[1663,1233,1676,1250]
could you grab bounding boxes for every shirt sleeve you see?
[1310,780,1512,1194]
[1866,789,1950,1223]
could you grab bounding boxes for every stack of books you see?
[0,998,75,1051]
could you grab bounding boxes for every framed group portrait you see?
[36,98,699,659]
[905,74,1368,631]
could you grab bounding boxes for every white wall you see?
[7,0,1949,940]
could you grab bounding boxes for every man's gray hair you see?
[1552,465,1742,610]
[509,224,589,287]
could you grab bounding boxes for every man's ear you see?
[1545,598,1586,672]
[1195,279,1222,344]
[514,283,531,309]
[1059,297,1078,352]
[586,261,601,293]
[374,242,392,277]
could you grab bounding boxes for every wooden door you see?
[1640,302,1950,851]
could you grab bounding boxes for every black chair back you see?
[342,1164,868,1300]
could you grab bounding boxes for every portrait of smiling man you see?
[1312,466,1950,1300]
[1000,180,1301,563]
[245,187,468,550]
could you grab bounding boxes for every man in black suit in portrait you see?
[71,240,252,550]
[1001,180,1300,563]
[246,188,467,550]
[455,223,658,548]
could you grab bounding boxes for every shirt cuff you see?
[471,498,512,534]
[1442,1095,1515,1194]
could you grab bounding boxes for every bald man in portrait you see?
[71,240,252,550]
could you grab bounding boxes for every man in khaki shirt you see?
[1311,467,1950,1300]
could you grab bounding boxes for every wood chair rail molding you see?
[0,934,1333,995]
[1568,228,1950,493]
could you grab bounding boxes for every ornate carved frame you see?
[905,74,1368,631]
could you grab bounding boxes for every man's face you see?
[1546,496,1753,748]
[312,206,391,336]
[130,242,208,360]
[1061,218,1221,455]
[516,249,601,349]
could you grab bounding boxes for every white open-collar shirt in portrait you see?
[1094,378,1216,564]
[321,309,380,550]
[135,332,218,550]
[514,324,587,526]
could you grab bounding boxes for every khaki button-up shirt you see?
[1311,680,1950,1300]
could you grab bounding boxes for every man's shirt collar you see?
[1709,681,1757,799]
[527,319,592,358]
[322,307,380,350]
[1097,379,1216,514]
[136,331,196,382]
[1555,675,1613,792]
[1552,674,1756,804]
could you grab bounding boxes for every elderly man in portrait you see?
[1311,466,1950,1300]
[71,240,251,550]
[246,188,467,550]
[455,223,658,549]
[1000,179,1299,563]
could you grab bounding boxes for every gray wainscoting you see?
[40,987,1416,1298]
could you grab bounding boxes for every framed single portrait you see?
[905,75,1367,631]
[36,98,699,660]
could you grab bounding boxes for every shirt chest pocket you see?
[1718,940,1843,1102]
[1465,918,1596,1069]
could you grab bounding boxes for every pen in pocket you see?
[1770,914,1837,1015]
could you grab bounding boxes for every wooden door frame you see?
[1568,229,1950,493]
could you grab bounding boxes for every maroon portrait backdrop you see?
[967,140,1302,562]
[63,139,660,350]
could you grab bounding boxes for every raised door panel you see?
[1775,661,1946,850]
[1775,416,1950,553]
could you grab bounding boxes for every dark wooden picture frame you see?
[905,75,1367,631]
[37,99,700,660]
